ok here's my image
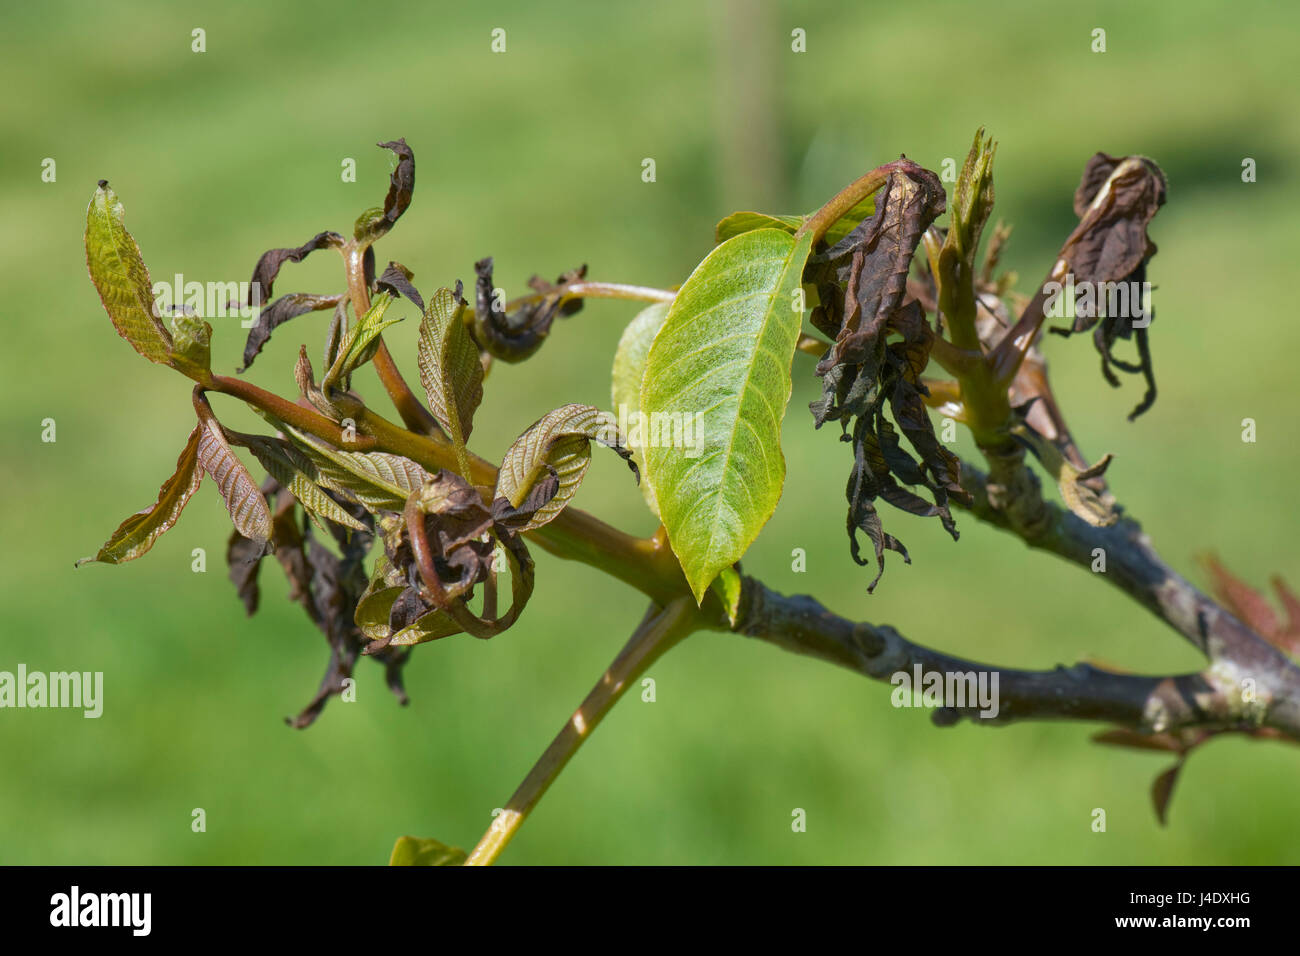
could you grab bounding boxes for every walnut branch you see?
[733,579,1261,735]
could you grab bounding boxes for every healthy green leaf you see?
[389,835,466,866]
[417,284,482,474]
[495,404,636,532]
[85,182,173,364]
[168,311,212,379]
[714,211,805,242]
[76,425,204,566]
[713,196,874,247]
[610,302,670,517]
[711,565,743,626]
[242,436,369,531]
[640,227,814,603]
[280,423,430,512]
[322,291,402,392]
[388,607,464,646]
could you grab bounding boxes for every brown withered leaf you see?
[247,231,343,306]
[804,160,965,591]
[1047,153,1168,419]
[377,139,415,231]
[225,476,281,615]
[471,258,587,362]
[376,261,424,312]
[1202,556,1300,657]
[238,292,343,372]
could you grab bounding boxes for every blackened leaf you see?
[417,283,482,471]
[85,182,173,364]
[378,139,415,229]
[227,529,265,616]
[1151,760,1183,827]
[470,258,588,362]
[1047,153,1167,418]
[802,161,958,592]
[376,261,424,312]
[76,425,203,566]
[389,835,466,866]
[238,293,343,372]
[248,231,343,306]
[496,403,636,532]
[194,395,272,551]
[353,140,415,244]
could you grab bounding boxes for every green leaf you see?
[194,397,273,550]
[713,197,873,247]
[322,291,402,392]
[714,211,805,243]
[280,423,430,512]
[168,311,212,379]
[495,403,635,532]
[388,607,464,646]
[640,227,814,603]
[711,565,743,626]
[389,835,466,866]
[241,435,368,531]
[417,285,482,474]
[85,182,173,364]
[76,425,204,566]
[611,302,670,517]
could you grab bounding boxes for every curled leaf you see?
[471,258,587,362]
[496,403,636,532]
[805,161,963,591]
[85,182,173,364]
[376,261,424,312]
[239,293,343,372]
[1047,153,1168,419]
[354,139,415,244]
[247,231,343,306]
[76,425,203,566]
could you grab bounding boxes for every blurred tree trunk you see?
[713,0,786,212]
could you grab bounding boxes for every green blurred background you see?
[1,0,1296,864]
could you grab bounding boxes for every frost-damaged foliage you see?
[471,258,588,363]
[79,130,1298,862]
[805,159,967,590]
[79,136,635,729]
[1047,152,1167,420]
[1094,557,1300,824]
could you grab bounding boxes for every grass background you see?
[0,0,1296,864]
